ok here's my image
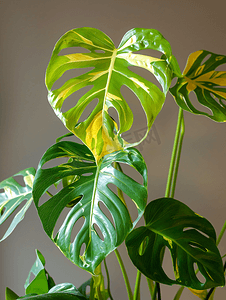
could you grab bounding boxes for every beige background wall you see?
[0,0,225,299]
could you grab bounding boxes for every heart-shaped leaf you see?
[0,168,36,242]
[33,141,147,273]
[170,50,226,122]
[126,198,225,290]
[46,27,175,161]
[25,249,55,295]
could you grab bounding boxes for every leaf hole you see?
[80,242,86,257]
[93,223,104,241]
[52,206,71,239]
[133,48,162,59]
[51,67,94,91]
[77,97,99,123]
[13,175,26,187]
[183,227,210,239]
[86,285,90,295]
[201,54,211,65]
[0,199,28,240]
[94,49,105,53]
[215,64,226,72]
[59,47,91,56]
[98,201,116,230]
[128,65,162,91]
[70,217,85,243]
[42,157,69,170]
[60,85,93,114]
[189,241,207,253]
[107,183,138,224]
[117,163,144,185]
[82,173,93,177]
[120,85,147,145]
[162,246,176,281]
[108,107,120,133]
[189,90,213,115]
[193,263,206,284]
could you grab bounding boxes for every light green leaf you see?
[170,50,226,122]
[0,168,36,242]
[33,141,147,274]
[25,249,55,295]
[48,283,86,298]
[126,198,225,290]
[46,27,175,161]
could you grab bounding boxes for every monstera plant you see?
[1,27,226,300]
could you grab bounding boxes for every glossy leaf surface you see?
[126,198,225,290]
[33,141,147,273]
[0,168,36,242]
[18,283,87,300]
[170,50,226,122]
[25,249,55,295]
[46,27,174,161]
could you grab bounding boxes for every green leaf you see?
[25,250,55,295]
[18,292,86,300]
[33,141,147,274]
[170,50,226,122]
[126,198,225,290]
[78,279,92,298]
[48,283,86,299]
[18,283,87,299]
[0,168,36,242]
[46,27,174,161]
[5,287,19,300]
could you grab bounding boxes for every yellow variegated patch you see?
[117,53,163,74]
[171,49,226,122]
[74,111,125,162]
[183,50,203,75]
[183,51,226,100]
[46,27,174,161]
[117,34,137,51]
[130,77,150,93]
[188,288,207,299]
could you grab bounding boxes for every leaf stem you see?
[103,258,114,300]
[114,248,133,300]
[216,220,226,246]
[165,108,184,198]
[146,278,154,298]
[133,270,141,300]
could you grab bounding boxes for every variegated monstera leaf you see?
[170,50,226,122]
[33,141,147,273]
[46,27,176,162]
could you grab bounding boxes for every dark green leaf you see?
[5,287,19,300]
[25,250,55,295]
[0,168,36,242]
[170,50,226,122]
[46,27,175,161]
[78,279,92,297]
[126,198,225,290]
[33,141,147,274]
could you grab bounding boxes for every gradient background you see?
[0,0,226,299]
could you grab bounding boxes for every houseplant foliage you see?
[1,27,226,300]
